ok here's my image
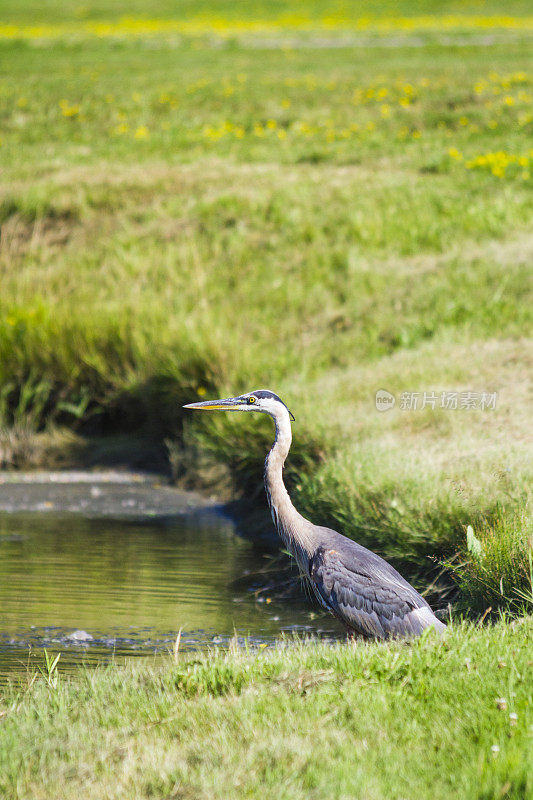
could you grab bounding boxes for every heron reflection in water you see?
[184,390,445,640]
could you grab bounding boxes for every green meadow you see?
[0,3,532,794]
[2,0,532,608]
[1,622,532,800]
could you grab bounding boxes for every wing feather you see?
[308,542,444,639]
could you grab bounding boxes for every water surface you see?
[0,504,343,681]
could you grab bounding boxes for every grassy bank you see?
[0,0,532,609]
[0,620,531,799]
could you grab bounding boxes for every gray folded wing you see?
[308,541,445,639]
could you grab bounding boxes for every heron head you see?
[183,389,295,421]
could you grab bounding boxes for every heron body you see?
[184,389,445,640]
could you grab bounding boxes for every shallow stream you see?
[0,473,343,681]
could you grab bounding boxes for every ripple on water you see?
[0,510,344,680]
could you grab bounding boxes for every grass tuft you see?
[452,510,533,615]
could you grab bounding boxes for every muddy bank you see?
[0,470,220,521]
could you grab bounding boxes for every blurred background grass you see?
[0,0,531,612]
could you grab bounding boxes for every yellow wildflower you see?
[59,99,80,117]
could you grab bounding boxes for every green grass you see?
[2,0,533,23]
[451,511,533,615]
[1,7,532,794]
[0,0,532,610]
[1,620,532,800]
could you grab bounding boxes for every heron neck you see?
[264,410,309,557]
[269,410,292,469]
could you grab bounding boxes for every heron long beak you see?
[183,397,244,412]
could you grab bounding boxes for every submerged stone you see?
[67,629,94,642]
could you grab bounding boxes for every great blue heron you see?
[184,390,445,639]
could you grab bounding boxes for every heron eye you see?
[248,396,256,404]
